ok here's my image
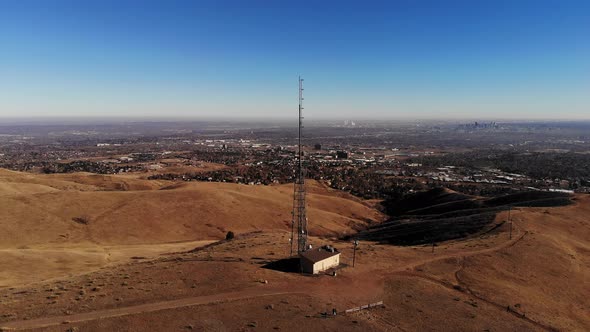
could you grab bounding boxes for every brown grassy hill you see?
[0,169,167,192]
[46,173,165,191]
[0,191,587,330]
[0,169,384,286]
[361,187,573,245]
[0,168,96,194]
[394,195,590,331]
[0,169,384,248]
[2,198,588,331]
[451,196,590,331]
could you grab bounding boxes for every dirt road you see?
[0,288,294,331]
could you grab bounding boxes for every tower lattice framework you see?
[291,76,307,255]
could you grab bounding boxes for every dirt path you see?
[389,218,527,274]
[0,288,295,331]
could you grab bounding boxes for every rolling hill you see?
[0,169,384,286]
[357,188,573,245]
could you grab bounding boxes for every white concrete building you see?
[300,249,341,274]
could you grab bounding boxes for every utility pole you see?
[509,206,513,240]
[290,76,307,256]
[352,240,359,267]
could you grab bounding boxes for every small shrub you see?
[225,231,235,240]
[72,216,90,225]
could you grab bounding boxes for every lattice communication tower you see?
[290,76,308,255]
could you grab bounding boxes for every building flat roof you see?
[300,249,340,263]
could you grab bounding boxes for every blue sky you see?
[1,0,589,120]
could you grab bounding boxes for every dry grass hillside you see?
[0,169,382,248]
[0,169,384,287]
[1,169,588,331]
[0,197,587,331]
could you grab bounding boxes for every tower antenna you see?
[290,76,307,255]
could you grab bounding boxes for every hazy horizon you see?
[1,115,590,127]
[1,1,589,119]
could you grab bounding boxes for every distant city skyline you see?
[1,1,589,120]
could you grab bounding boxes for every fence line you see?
[345,301,384,313]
